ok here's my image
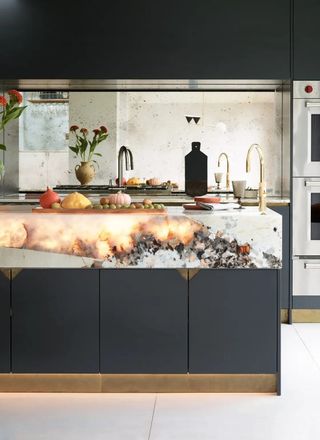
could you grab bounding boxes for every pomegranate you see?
[39,187,60,209]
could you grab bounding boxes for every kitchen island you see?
[0,206,282,394]
[0,206,281,269]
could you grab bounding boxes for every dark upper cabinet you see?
[0,0,290,79]
[189,269,279,374]
[100,270,188,373]
[0,271,10,373]
[12,269,99,373]
[293,0,320,79]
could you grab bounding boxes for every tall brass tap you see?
[217,152,230,191]
[246,143,266,214]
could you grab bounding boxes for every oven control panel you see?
[294,81,320,99]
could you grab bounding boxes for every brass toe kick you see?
[0,373,277,393]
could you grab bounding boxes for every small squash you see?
[108,191,131,206]
[127,177,143,185]
[61,192,92,209]
[147,177,161,186]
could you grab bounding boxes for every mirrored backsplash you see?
[2,90,289,195]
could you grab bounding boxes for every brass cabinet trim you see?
[0,269,23,280]
[177,269,188,281]
[0,269,11,280]
[176,269,200,281]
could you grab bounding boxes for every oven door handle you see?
[304,263,320,270]
[305,181,320,188]
[305,102,320,108]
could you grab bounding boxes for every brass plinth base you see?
[0,374,277,393]
[292,309,320,323]
[281,308,320,323]
[281,309,289,323]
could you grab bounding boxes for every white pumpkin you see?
[108,191,131,206]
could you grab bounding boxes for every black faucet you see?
[118,146,134,187]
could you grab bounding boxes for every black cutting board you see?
[185,142,208,196]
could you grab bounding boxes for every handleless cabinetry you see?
[189,270,279,373]
[11,269,99,373]
[0,0,290,79]
[0,272,10,373]
[271,206,290,308]
[100,270,188,373]
[293,0,320,79]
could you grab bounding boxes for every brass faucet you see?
[246,143,266,214]
[217,152,230,191]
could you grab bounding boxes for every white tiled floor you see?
[1,324,320,440]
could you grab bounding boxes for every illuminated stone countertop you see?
[0,206,282,269]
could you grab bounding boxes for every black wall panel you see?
[293,0,320,79]
[0,0,290,79]
[0,272,10,373]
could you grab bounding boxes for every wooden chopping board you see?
[183,204,208,211]
[194,196,221,203]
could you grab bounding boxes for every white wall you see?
[19,151,70,190]
[18,91,282,194]
[68,92,117,185]
[118,91,281,193]
[18,96,69,190]
[20,102,68,151]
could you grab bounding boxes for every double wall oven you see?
[293,81,320,296]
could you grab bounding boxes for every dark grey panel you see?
[12,269,99,373]
[294,0,320,79]
[293,296,320,309]
[0,272,10,372]
[189,269,278,373]
[100,270,188,373]
[0,0,290,79]
[271,206,291,308]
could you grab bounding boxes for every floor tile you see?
[0,393,156,440]
[1,325,320,440]
[294,323,320,371]
[149,325,320,440]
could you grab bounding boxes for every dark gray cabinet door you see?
[12,269,99,373]
[100,270,188,373]
[0,0,290,79]
[189,269,278,373]
[294,0,320,79]
[271,206,290,308]
[0,271,10,373]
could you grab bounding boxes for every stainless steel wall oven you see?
[293,81,320,296]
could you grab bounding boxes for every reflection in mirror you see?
[4,90,286,195]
